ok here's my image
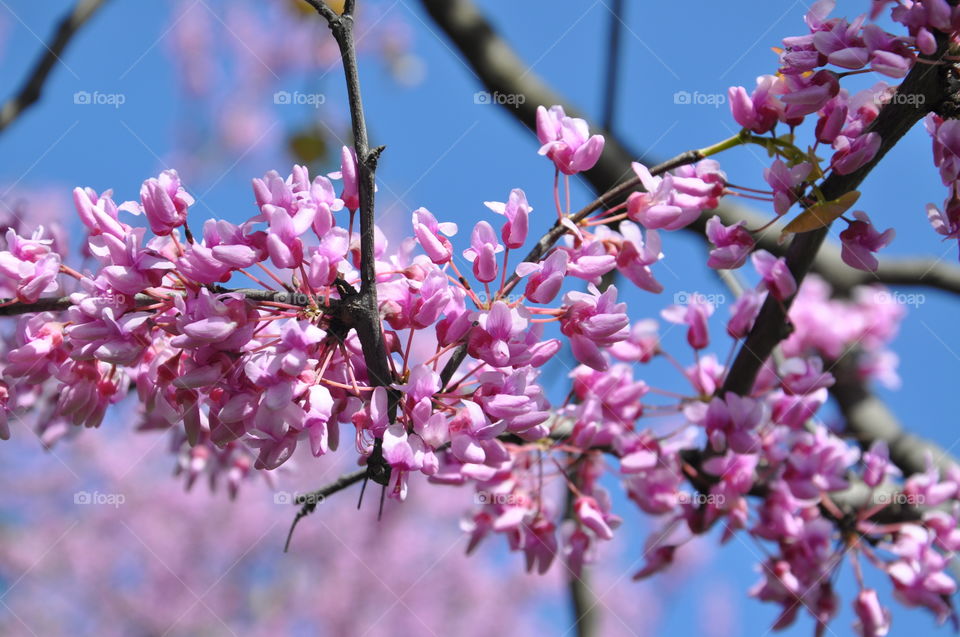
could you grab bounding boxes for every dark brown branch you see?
[0,0,109,133]
[307,2,393,393]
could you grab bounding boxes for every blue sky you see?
[0,0,958,635]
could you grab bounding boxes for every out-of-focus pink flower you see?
[0,228,61,302]
[609,319,659,363]
[661,300,713,350]
[862,440,901,488]
[727,289,765,339]
[886,524,958,623]
[752,250,797,301]
[704,392,768,454]
[853,588,891,637]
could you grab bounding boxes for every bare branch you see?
[0,0,109,134]
[284,467,367,551]
[305,0,392,392]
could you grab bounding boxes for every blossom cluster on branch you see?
[1,0,960,635]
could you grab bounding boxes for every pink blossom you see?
[137,169,195,236]
[727,289,765,339]
[832,132,881,175]
[816,95,848,144]
[574,496,616,540]
[609,319,659,363]
[778,356,835,395]
[926,199,960,241]
[615,221,662,292]
[515,249,568,304]
[704,392,768,454]
[560,285,630,371]
[840,211,894,271]
[705,216,754,269]
[463,220,502,283]
[661,300,713,350]
[330,145,360,212]
[0,228,61,303]
[886,525,957,623]
[485,188,530,249]
[467,302,528,368]
[412,207,457,264]
[626,162,708,231]
[783,425,859,500]
[728,75,784,134]
[752,250,797,301]
[862,439,901,488]
[178,218,264,284]
[764,160,812,216]
[853,589,891,637]
[535,105,605,175]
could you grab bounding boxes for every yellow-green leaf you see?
[781,191,860,236]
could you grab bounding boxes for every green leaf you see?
[781,190,860,236]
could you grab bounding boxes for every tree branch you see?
[0,0,109,134]
[307,3,393,394]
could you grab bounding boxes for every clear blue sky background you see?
[0,0,957,635]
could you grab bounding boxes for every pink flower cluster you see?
[0,0,955,626]
[722,0,950,272]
